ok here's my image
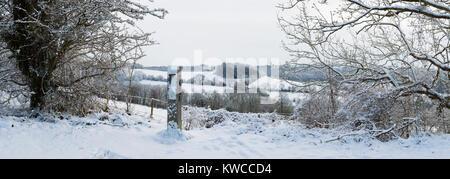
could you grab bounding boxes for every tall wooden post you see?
[167,66,183,130]
[150,98,154,119]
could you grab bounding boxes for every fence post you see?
[150,98,154,119]
[167,66,183,130]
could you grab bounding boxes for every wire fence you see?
[109,93,168,104]
[105,93,167,118]
[103,85,295,117]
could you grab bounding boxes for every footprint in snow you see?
[153,128,191,145]
[92,149,128,159]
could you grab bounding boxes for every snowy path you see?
[1,104,449,159]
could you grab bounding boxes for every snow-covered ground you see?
[135,69,167,80]
[1,102,449,159]
[249,76,301,91]
[182,83,233,94]
[138,80,234,93]
[139,80,167,86]
[135,69,213,81]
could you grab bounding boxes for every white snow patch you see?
[139,80,166,86]
[249,76,299,91]
[0,102,449,159]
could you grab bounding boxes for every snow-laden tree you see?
[0,0,166,112]
[279,0,449,109]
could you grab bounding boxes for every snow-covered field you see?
[135,69,167,80]
[1,102,449,159]
[139,80,167,86]
[135,69,309,104]
[135,69,304,92]
[249,76,300,91]
[135,69,214,81]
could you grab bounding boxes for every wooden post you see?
[167,66,183,130]
[150,98,154,119]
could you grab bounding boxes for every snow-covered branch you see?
[279,0,449,109]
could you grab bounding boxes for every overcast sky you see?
[137,0,289,66]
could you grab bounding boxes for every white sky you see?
[137,0,290,66]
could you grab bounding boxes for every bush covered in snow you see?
[183,92,294,115]
[293,88,450,142]
[182,106,287,130]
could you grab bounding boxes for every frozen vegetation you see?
[0,102,449,159]
[0,0,449,159]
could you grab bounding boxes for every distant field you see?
[135,68,310,103]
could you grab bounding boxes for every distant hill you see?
[136,63,331,83]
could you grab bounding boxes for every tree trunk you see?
[8,0,55,110]
[30,88,45,110]
[29,74,52,110]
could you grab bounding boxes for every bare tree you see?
[279,0,449,109]
[125,40,145,115]
[0,0,166,112]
